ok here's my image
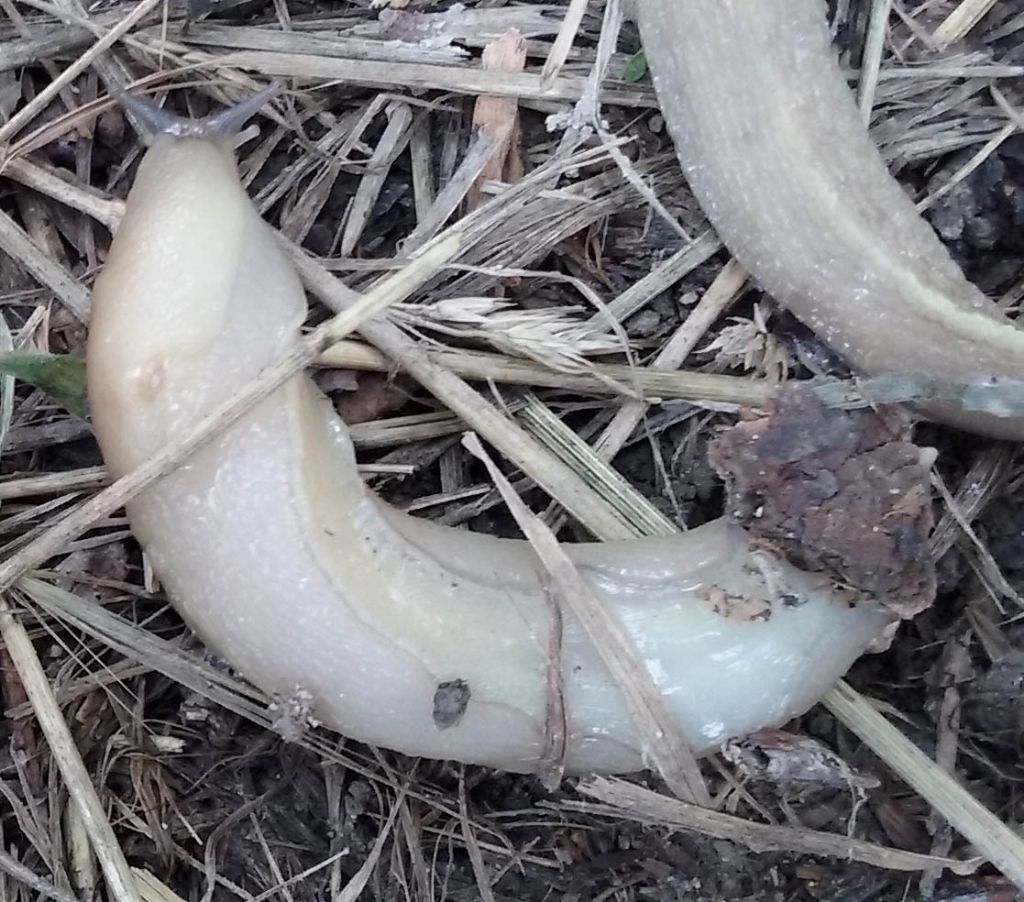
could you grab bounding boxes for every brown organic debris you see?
[466,28,527,211]
[724,729,880,793]
[328,370,416,425]
[709,385,936,618]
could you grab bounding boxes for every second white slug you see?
[86,131,895,774]
[636,0,1024,440]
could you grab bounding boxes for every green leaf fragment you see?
[0,352,89,419]
[622,50,648,83]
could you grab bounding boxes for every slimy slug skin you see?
[86,128,893,775]
[637,0,1024,440]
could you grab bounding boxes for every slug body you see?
[87,135,892,774]
[637,0,1024,440]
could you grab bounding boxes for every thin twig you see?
[823,680,1024,889]
[0,847,82,902]
[0,0,162,148]
[458,773,498,902]
[593,259,747,463]
[320,338,773,407]
[0,210,90,321]
[463,432,710,806]
[194,49,656,109]
[286,242,636,541]
[932,0,998,49]
[858,0,893,122]
[572,776,982,875]
[541,0,590,82]
[0,595,142,902]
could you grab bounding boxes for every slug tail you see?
[118,82,281,143]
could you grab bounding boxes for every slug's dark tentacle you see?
[201,82,282,136]
[118,81,281,143]
[118,91,192,140]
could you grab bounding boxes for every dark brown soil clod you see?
[709,385,936,618]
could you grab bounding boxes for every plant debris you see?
[709,385,938,618]
[0,0,1023,899]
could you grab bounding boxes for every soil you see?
[1,2,1024,902]
[709,386,936,618]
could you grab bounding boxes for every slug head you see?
[119,81,281,143]
[87,87,306,476]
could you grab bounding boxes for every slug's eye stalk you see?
[119,81,281,143]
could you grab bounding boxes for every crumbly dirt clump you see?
[708,385,936,619]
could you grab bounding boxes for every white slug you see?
[636,0,1024,440]
[86,113,894,775]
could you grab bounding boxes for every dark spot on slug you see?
[432,679,471,730]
